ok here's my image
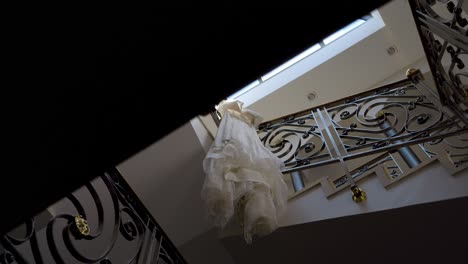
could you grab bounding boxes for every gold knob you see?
[272,138,284,145]
[376,110,386,119]
[351,185,367,203]
[75,215,90,236]
[405,68,424,80]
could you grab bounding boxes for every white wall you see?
[117,122,212,247]
[197,114,218,141]
[279,162,468,228]
[116,118,235,264]
[190,117,213,152]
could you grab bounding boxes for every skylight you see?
[228,80,261,99]
[261,44,322,81]
[227,13,379,101]
[323,19,367,45]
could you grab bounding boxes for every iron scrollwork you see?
[409,0,468,124]
[259,79,468,198]
[0,169,186,264]
[258,113,331,170]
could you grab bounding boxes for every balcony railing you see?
[209,0,468,201]
[410,0,468,123]
[0,168,187,264]
[258,76,467,199]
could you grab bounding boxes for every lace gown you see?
[201,100,288,243]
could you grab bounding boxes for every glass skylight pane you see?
[226,14,375,101]
[323,19,366,45]
[262,43,321,81]
[227,80,261,99]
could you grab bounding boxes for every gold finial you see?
[406,68,424,80]
[74,215,90,236]
[272,138,284,145]
[351,185,367,203]
[376,110,386,119]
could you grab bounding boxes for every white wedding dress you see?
[201,100,288,244]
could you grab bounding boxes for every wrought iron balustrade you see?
[0,169,187,264]
[258,76,468,199]
[410,0,468,123]
[251,0,468,199]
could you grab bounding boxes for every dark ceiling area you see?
[3,1,391,233]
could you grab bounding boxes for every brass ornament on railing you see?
[74,215,90,236]
[405,68,424,80]
[351,185,367,203]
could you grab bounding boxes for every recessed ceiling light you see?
[307,92,317,102]
[386,45,398,55]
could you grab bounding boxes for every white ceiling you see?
[249,0,426,121]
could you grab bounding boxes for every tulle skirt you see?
[201,110,288,243]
